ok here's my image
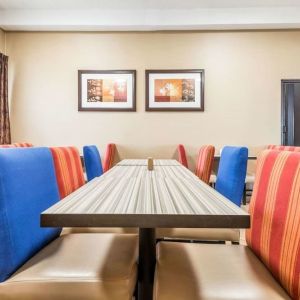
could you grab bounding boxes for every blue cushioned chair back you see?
[0,147,61,282]
[83,145,103,181]
[215,146,248,206]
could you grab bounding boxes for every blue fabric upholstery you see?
[0,147,61,282]
[83,145,103,181]
[215,146,248,206]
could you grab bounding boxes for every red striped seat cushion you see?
[103,143,116,172]
[246,150,300,299]
[267,145,300,151]
[195,145,215,184]
[0,142,33,148]
[50,147,85,199]
[177,144,188,168]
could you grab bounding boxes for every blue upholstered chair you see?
[215,146,248,206]
[0,148,138,299]
[83,145,103,181]
[0,147,61,282]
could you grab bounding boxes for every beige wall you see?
[0,29,5,53]
[6,31,300,168]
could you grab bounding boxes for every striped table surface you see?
[41,160,250,228]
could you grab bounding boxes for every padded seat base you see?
[154,242,291,300]
[0,233,138,300]
[156,228,240,242]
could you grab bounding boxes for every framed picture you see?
[145,69,204,111]
[78,70,136,111]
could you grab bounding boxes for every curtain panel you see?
[0,53,11,144]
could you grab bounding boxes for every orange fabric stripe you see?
[292,246,300,298]
[50,146,84,199]
[69,147,85,188]
[51,148,68,198]
[62,147,76,195]
[109,144,115,169]
[103,143,116,172]
[50,148,63,197]
[247,150,300,299]
[268,154,299,278]
[177,144,188,168]
[260,152,289,264]
[0,142,33,148]
[246,151,278,255]
[195,145,215,184]
[245,151,268,245]
[279,163,300,297]
[196,146,206,177]
[267,145,300,152]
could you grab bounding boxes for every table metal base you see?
[138,228,156,300]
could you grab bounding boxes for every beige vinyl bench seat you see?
[156,228,240,242]
[0,233,138,300]
[154,242,291,300]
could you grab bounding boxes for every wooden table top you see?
[41,160,250,229]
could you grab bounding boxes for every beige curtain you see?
[0,53,11,144]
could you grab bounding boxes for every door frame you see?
[281,79,300,146]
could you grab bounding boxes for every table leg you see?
[138,228,156,300]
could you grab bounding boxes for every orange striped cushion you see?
[195,145,215,184]
[246,150,300,299]
[50,147,85,199]
[267,145,300,151]
[0,142,33,148]
[177,144,188,168]
[103,143,116,172]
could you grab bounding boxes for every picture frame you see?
[145,69,204,111]
[78,70,136,111]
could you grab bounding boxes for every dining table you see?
[41,159,250,300]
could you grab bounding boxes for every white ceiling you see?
[1,0,300,31]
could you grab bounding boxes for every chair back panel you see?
[195,145,215,184]
[215,146,248,206]
[0,148,61,282]
[83,145,103,181]
[267,145,300,151]
[246,150,300,299]
[50,147,85,199]
[103,143,116,172]
[177,144,188,168]
[0,143,33,148]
